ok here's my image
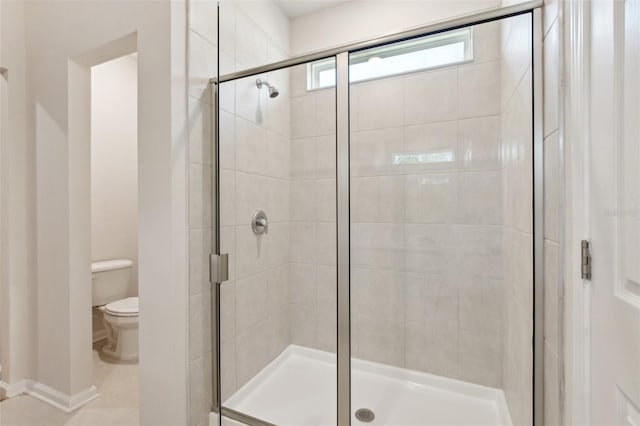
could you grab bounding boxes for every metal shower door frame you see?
[209,2,545,425]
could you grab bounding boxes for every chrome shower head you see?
[256,78,279,98]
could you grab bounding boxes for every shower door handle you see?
[210,253,229,283]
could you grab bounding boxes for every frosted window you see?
[307,28,472,90]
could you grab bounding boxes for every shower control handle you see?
[251,209,268,235]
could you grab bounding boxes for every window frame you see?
[306,28,474,91]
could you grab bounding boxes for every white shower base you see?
[222,345,512,426]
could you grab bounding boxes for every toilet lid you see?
[105,297,139,316]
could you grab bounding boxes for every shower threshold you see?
[221,345,513,426]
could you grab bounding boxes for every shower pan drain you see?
[355,408,375,423]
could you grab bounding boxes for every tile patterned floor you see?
[0,341,139,426]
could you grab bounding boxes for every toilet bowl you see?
[99,296,139,361]
[91,260,139,362]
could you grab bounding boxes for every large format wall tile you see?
[500,12,535,426]
[353,77,404,131]
[189,164,212,229]
[458,116,502,171]
[189,30,217,102]
[404,69,458,125]
[404,173,457,224]
[458,329,503,387]
[189,96,212,166]
[190,289,213,361]
[405,321,458,377]
[458,61,501,118]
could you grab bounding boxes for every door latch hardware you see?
[210,253,229,284]
[581,240,592,280]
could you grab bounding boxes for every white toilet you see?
[91,259,139,361]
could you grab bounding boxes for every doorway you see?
[89,53,140,420]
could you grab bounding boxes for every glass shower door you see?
[348,15,534,426]
[212,9,536,426]
[217,59,338,425]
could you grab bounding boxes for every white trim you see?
[533,9,545,426]
[26,382,98,413]
[0,379,98,413]
[555,0,568,422]
[613,0,640,311]
[563,0,591,424]
[306,28,474,91]
[0,379,30,398]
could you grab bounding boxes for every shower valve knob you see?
[251,209,268,234]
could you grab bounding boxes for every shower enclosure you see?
[209,2,543,425]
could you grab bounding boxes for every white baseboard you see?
[27,382,98,413]
[0,378,98,412]
[0,379,30,398]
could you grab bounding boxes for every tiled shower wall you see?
[350,21,504,387]
[287,22,506,388]
[500,13,534,426]
[217,0,292,408]
[542,0,563,424]
[187,1,291,425]
[498,5,565,425]
[287,65,338,353]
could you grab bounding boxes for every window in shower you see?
[307,28,473,90]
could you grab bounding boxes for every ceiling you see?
[274,0,350,18]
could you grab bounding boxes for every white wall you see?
[289,0,501,55]
[0,0,37,395]
[91,54,139,295]
[0,1,190,424]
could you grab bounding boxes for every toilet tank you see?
[91,259,133,306]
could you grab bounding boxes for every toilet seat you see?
[104,296,138,317]
[91,259,133,273]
